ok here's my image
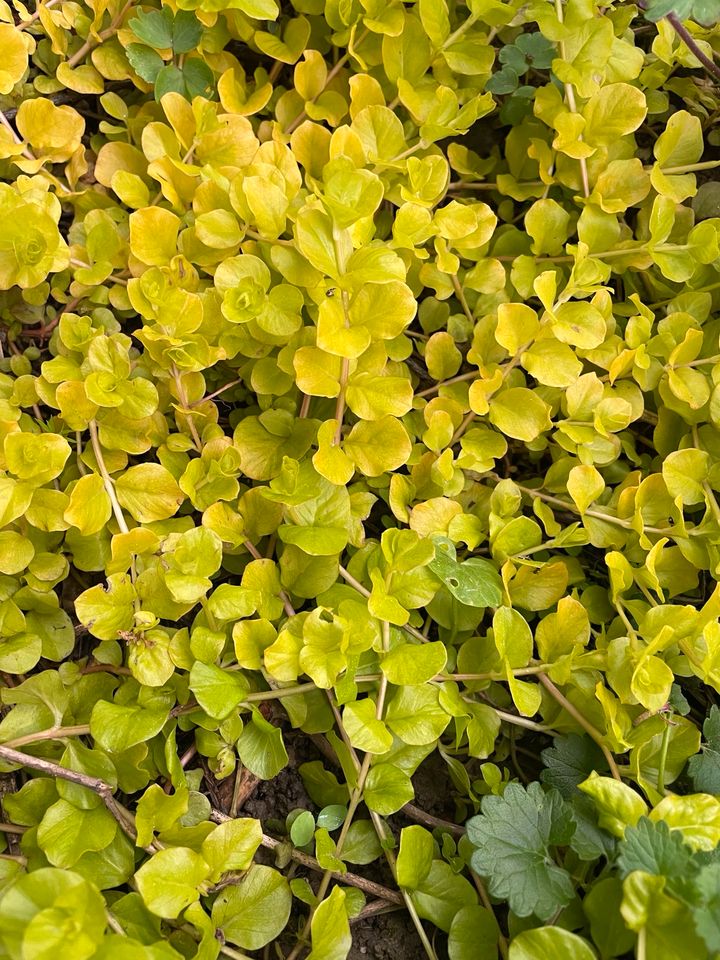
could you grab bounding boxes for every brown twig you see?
[666,13,720,82]
[1,724,91,749]
[24,296,81,341]
[401,802,465,838]
[298,393,311,418]
[416,369,478,398]
[0,822,25,834]
[0,747,402,909]
[634,0,720,82]
[81,662,132,676]
[67,0,133,68]
[209,809,404,905]
[451,274,474,327]
[230,766,261,817]
[471,870,509,959]
[190,378,243,408]
[351,900,404,923]
[16,0,62,29]
[0,744,137,841]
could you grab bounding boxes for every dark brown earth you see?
[349,911,427,959]
[222,728,449,960]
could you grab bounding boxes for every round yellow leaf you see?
[16,98,85,164]
[489,388,552,442]
[0,26,29,96]
[344,416,412,476]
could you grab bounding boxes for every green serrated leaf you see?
[129,8,174,49]
[466,783,575,921]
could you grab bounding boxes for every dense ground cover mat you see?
[2,0,720,956]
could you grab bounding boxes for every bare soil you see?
[229,728,444,960]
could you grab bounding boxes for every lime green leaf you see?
[135,847,210,918]
[396,824,434,889]
[508,927,597,960]
[488,388,552,442]
[620,870,706,956]
[0,24,29,96]
[567,465,605,514]
[189,661,249,719]
[583,83,646,146]
[344,416,412,476]
[64,473,111,535]
[385,685,450,744]
[201,818,263,881]
[381,641,447,685]
[307,887,351,960]
[448,905,499,960]
[0,868,107,960]
[129,208,181,265]
[37,800,117,868]
[649,794,720,852]
[0,531,34,574]
[411,860,477,932]
[212,865,291,950]
[4,432,71,486]
[90,701,168,753]
[579,773,648,838]
[135,784,189,848]
[115,464,184,522]
[75,574,136,641]
[342,821,382,865]
[237,710,288,779]
[343,698,393,754]
[364,763,414,814]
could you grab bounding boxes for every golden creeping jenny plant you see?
[2,0,720,956]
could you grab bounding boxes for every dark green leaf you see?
[515,32,555,68]
[541,734,608,798]
[129,8,174,48]
[568,794,616,862]
[644,0,720,25]
[289,810,315,847]
[172,10,203,53]
[693,863,720,952]
[154,64,186,101]
[466,783,575,921]
[486,66,520,95]
[429,538,502,607]
[688,705,720,794]
[126,44,164,83]
[498,44,528,73]
[583,877,636,959]
[618,818,697,901]
[316,804,347,832]
[182,59,215,99]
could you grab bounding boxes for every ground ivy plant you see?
[1,0,720,957]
